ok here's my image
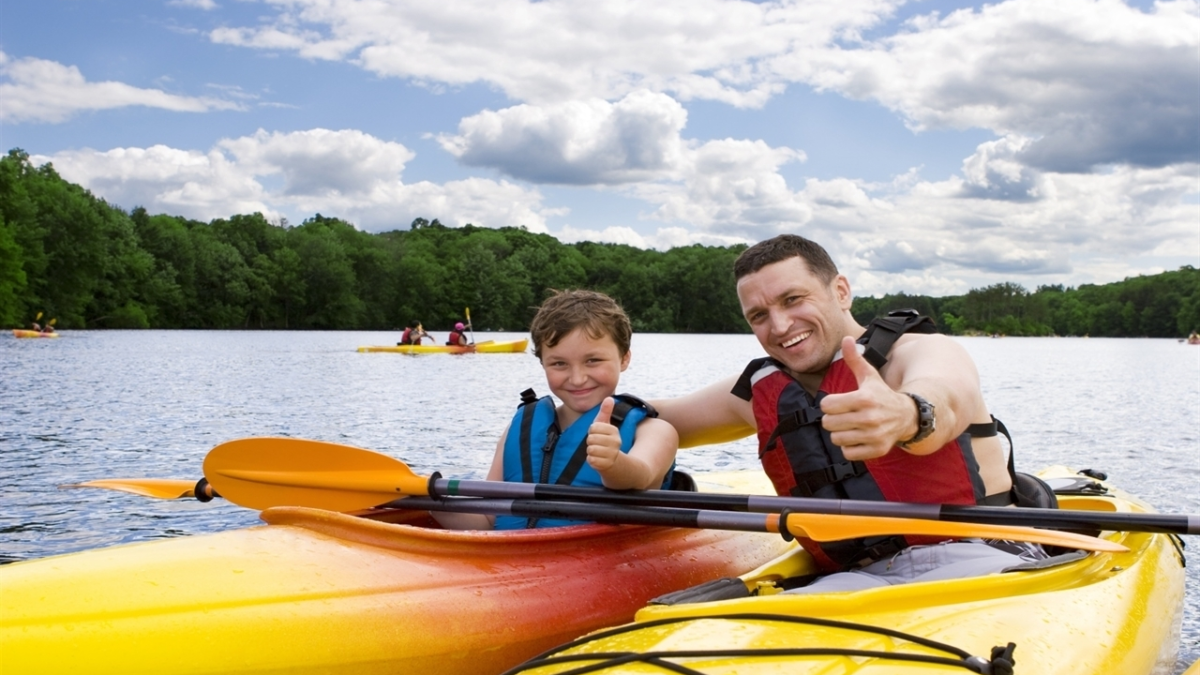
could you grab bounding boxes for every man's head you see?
[734,235,855,385]
[529,289,632,360]
[733,234,839,285]
[455,322,465,331]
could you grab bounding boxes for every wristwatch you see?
[898,393,936,448]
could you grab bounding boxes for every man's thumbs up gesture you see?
[819,336,922,461]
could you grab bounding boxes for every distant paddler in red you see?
[398,320,429,346]
[446,321,472,346]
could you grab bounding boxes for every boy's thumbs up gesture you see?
[820,336,923,461]
[586,397,621,471]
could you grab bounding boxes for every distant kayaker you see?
[446,322,471,346]
[433,289,679,530]
[399,321,429,346]
[652,234,1050,592]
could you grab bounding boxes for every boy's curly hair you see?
[529,289,632,359]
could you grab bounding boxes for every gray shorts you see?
[783,539,1049,594]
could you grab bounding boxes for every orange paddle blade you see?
[203,437,429,511]
[778,512,1126,553]
[62,478,198,500]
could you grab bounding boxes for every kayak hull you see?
[11,329,58,338]
[357,338,528,354]
[509,467,1187,675]
[0,474,789,675]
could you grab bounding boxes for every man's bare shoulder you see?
[881,332,977,383]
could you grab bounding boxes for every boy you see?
[435,289,678,529]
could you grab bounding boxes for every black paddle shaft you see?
[423,477,1199,535]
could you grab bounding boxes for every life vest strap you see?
[788,460,869,498]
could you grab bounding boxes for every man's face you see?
[736,257,852,382]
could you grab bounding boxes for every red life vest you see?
[732,311,988,571]
[447,330,464,346]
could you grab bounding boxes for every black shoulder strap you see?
[858,309,937,369]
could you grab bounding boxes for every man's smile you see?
[782,330,812,348]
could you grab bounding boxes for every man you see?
[654,234,1044,592]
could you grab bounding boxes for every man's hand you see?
[586,397,622,471]
[819,336,917,461]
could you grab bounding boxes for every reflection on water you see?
[2,331,1197,668]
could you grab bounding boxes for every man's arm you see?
[650,375,757,448]
[820,335,985,460]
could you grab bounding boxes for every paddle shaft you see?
[425,477,1200,536]
[391,495,1124,551]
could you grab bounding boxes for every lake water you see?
[2,330,1198,670]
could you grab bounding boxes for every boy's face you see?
[539,327,630,417]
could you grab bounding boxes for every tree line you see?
[2,149,1197,337]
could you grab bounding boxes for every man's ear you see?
[620,350,631,372]
[833,274,852,309]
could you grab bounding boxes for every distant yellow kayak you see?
[12,329,59,338]
[357,338,528,354]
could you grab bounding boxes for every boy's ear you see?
[619,350,631,371]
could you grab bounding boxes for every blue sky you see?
[2,0,1197,296]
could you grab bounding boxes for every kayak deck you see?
[507,467,1187,675]
[357,338,528,354]
[0,472,789,675]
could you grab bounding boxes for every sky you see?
[1,0,1197,297]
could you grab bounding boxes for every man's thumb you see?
[840,335,881,385]
[594,396,615,425]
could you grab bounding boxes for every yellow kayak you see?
[507,467,1188,675]
[357,338,529,354]
[0,472,789,675]
[11,329,59,338]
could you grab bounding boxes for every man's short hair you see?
[529,289,632,359]
[733,234,839,284]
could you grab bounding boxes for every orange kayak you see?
[0,474,789,675]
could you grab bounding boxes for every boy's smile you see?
[539,327,630,426]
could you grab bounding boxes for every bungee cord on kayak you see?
[500,614,1018,675]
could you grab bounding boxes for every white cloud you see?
[439,90,688,185]
[792,0,1200,170]
[208,0,897,107]
[800,156,1200,294]
[32,129,558,232]
[168,0,219,9]
[0,51,241,123]
[210,0,1198,173]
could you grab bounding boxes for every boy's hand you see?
[586,397,622,471]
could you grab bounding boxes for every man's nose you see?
[769,309,791,335]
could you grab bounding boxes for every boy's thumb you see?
[594,397,615,426]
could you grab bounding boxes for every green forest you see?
[2,149,1198,337]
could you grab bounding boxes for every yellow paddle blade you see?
[62,478,197,500]
[204,437,430,511]
[778,513,1126,553]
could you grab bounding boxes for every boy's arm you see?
[586,398,679,490]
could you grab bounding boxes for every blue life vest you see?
[495,389,673,529]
